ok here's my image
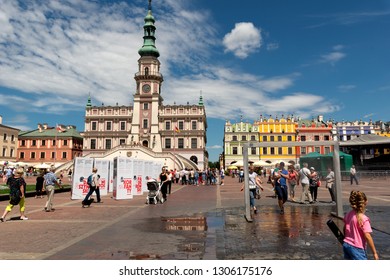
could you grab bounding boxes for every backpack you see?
[87,174,93,187]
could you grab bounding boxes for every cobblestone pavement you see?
[0,176,389,260]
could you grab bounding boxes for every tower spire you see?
[138,0,159,57]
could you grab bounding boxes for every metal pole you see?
[243,143,252,222]
[332,142,344,218]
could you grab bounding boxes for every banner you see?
[132,159,144,196]
[112,157,134,200]
[71,157,94,200]
[94,159,110,196]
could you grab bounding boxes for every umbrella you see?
[227,165,238,170]
[253,160,270,167]
[234,160,244,166]
[34,163,52,169]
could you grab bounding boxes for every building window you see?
[165,121,171,130]
[105,139,112,149]
[178,121,184,130]
[270,136,275,141]
[287,136,292,141]
[91,139,96,149]
[301,147,306,155]
[143,103,149,110]
[324,135,330,141]
[11,135,15,142]
[32,140,37,146]
[165,138,171,149]
[21,140,26,146]
[51,152,55,159]
[232,136,237,141]
[62,152,67,159]
[262,136,267,141]
[192,121,197,130]
[3,133,7,141]
[315,146,320,153]
[91,121,97,131]
[288,147,293,155]
[40,152,45,159]
[2,148,6,157]
[20,152,25,159]
[314,135,320,141]
[10,149,14,157]
[278,136,282,141]
[233,147,238,155]
[278,147,283,155]
[191,138,197,149]
[270,147,275,154]
[119,139,126,145]
[63,140,68,146]
[52,140,56,146]
[242,136,246,141]
[41,140,46,146]
[325,146,330,154]
[263,147,267,155]
[301,136,306,141]
[120,121,126,131]
[178,138,184,149]
[251,135,256,141]
[31,152,36,159]
[143,119,148,129]
[251,147,256,155]
[106,121,112,130]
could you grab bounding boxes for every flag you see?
[174,126,180,133]
[56,124,66,133]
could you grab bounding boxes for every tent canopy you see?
[340,134,390,146]
[299,151,353,174]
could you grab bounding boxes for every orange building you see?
[295,116,333,156]
[17,123,83,167]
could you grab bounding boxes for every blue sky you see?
[0,0,389,162]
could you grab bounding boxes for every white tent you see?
[253,160,272,167]
[34,163,52,169]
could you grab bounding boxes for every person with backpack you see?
[83,168,101,204]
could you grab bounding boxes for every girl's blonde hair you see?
[349,190,367,226]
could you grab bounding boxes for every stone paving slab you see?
[0,177,389,260]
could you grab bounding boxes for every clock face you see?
[142,84,151,93]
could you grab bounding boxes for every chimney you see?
[38,123,42,132]
[0,115,2,124]
[43,123,48,130]
[318,115,323,122]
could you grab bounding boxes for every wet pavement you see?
[0,176,389,260]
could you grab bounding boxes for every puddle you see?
[162,216,208,231]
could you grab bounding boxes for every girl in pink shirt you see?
[343,190,379,260]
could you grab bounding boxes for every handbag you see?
[317,180,321,187]
[9,190,21,205]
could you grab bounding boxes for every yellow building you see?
[256,115,297,164]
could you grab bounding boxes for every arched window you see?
[145,67,149,76]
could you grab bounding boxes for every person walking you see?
[309,167,320,202]
[1,167,29,221]
[350,165,359,185]
[299,163,314,204]
[287,164,299,202]
[274,162,289,214]
[159,167,169,202]
[240,166,263,214]
[43,167,62,212]
[325,167,336,203]
[343,190,379,260]
[220,168,225,185]
[82,167,101,204]
[35,171,45,198]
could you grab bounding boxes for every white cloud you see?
[0,0,341,136]
[266,43,279,51]
[223,22,262,59]
[338,84,356,92]
[320,45,346,65]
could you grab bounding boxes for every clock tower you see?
[131,0,163,152]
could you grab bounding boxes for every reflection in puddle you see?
[162,216,208,231]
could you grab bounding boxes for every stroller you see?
[146,179,163,204]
